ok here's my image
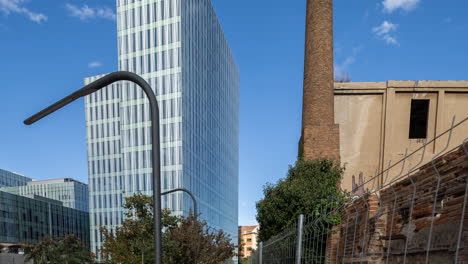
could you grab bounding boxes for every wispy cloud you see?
[0,0,47,23]
[88,61,103,68]
[373,21,399,45]
[335,46,362,81]
[66,4,115,21]
[383,0,420,13]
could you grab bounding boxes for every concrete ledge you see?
[334,82,387,89]
[335,81,468,90]
[416,80,468,88]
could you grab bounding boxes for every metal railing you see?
[251,116,468,264]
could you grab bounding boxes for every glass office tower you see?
[85,0,239,256]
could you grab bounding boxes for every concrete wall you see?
[334,81,468,191]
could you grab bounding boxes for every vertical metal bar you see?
[386,151,408,264]
[454,138,468,263]
[342,213,351,264]
[307,217,314,263]
[296,214,304,264]
[403,140,428,264]
[425,117,455,264]
[312,216,320,263]
[310,221,317,263]
[259,242,263,264]
[335,210,343,264]
[360,194,370,264]
[351,202,359,261]
[385,186,398,264]
[320,216,327,263]
[305,218,313,262]
[322,207,330,263]
[316,207,325,263]
[313,209,322,263]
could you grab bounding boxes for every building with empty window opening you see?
[333,81,468,191]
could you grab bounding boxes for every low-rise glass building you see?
[0,169,32,188]
[0,178,89,212]
[0,191,90,246]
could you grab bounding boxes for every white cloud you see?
[66,4,115,21]
[383,0,420,13]
[373,21,398,35]
[0,0,47,23]
[373,21,399,45]
[88,61,103,68]
[382,35,398,45]
[334,46,362,81]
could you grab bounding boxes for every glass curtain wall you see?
[85,0,239,256]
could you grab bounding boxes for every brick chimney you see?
[300,0,340,161]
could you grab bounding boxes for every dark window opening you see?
[409,99,430,139]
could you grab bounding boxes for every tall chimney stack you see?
[300,0,340,161]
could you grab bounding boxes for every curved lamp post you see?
[161,188,197,215]
[24,71,163,264]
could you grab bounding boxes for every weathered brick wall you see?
[327,143,468,264]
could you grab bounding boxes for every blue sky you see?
[0,0,467,226]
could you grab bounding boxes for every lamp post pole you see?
[24,71,163,264]
[161,188,198,215]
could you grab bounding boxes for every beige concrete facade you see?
[334,80,468,191]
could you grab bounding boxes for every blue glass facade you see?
[0,191,90,246]
[0,178,89,212]
[85,0,239,256]
[181,0,239,239]
[0,169,32,188]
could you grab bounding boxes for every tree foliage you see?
[25,235,94,264]
[239,256,251,264]
[165,214,236,263]
[100,193,235,264]
[256,159,348,241]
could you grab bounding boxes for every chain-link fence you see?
[251,116,468,264]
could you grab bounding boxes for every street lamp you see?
[161,188,198,215]
[24,71,164,264]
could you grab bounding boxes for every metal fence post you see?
[296,214,304,264]
[259,242,263,264]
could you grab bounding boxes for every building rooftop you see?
[27,178,86,186]
[334,80,468,90]
[239,225,258,233]
[0,169,32,180]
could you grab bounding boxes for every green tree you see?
[100,193,235,264]
[165,214,236,263]
[256,159,348,241]
[100,194,179,264]
[240,256,251,264]
[25,235,94,264]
